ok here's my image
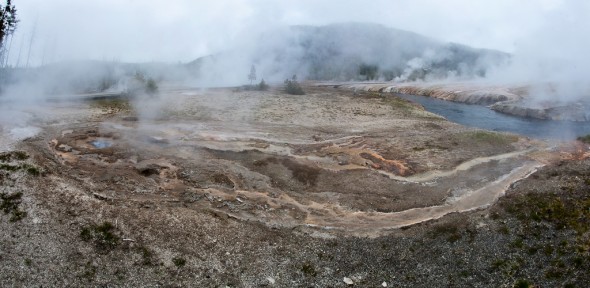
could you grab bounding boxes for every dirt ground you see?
[1,85,588,287]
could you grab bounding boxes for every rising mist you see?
[1,0,589,139]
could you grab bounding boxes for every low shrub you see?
[284,75,305,95]
[1,192,27,222]
[80,221,121,252]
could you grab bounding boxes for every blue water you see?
[396,94,590,140]
[91,139,113,149]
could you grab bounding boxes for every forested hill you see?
[188,23,510,85]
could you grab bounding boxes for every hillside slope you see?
[188,23,509,85]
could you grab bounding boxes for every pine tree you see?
[0,0,17,49]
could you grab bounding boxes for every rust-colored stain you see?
[530,141,590,164]
[320,143,412,176]
[561,141,590,161]
[359,151,411,176]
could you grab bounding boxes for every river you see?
[396,93,590,140]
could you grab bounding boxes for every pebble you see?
[343,277,354,285]
[382,281,387,287]
[266,277,275,284]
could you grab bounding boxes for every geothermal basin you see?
[22,85,576,237]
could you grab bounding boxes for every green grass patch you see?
[544,267,565,279]
[0,151,40,176]
[0,151,29,162]
[427,222,464,243]
[172,257,186,267]
[0,163,19,172]
[300,262,317,277]
[513,279,533,288]
[526,246,539,255]
[504,192,590,235]
[0,192,27,222]
[21,164,41,176]
[136,246,156,266]
[458,131,518,146]
[577,134,590,144]
[385,96,417,111]
[89,98,132,111]
[80,221,121,252]
[0,163,42,176]
[491,258,508,270]
[510,238,525,249]
[497,224,510,235]
[491,256,524,276]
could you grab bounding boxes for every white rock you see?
[343,277,354,285]
[382,281,388,287]
[266,277,275,284]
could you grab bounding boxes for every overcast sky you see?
[5,0,579,66]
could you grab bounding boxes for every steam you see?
[191,23,508,86]
[0,80,46,150]
[1,0,589,146]
[488,1,590,104]
[0,61,170,149]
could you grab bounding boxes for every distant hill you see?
[188,23,510,85]
[0,23,511,94]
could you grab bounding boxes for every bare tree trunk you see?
[3,33,14,68]
[25,19,37,68]
[15,33,24,68]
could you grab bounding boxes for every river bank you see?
[324,81,590,122]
